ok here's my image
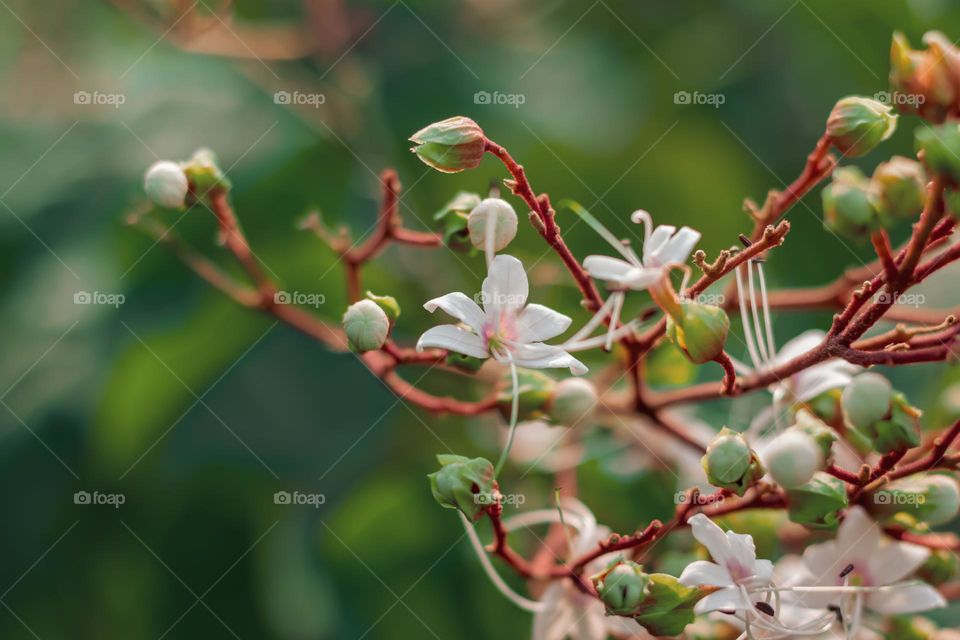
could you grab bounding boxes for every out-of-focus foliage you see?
[2,0,960,637]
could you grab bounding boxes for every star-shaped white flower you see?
[794,506,946,616]
[678,513,775,614]
[417,255,587,374]
[583,209,701,290]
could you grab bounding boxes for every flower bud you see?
[853,391,921,454]
[434,191,482,251]
[702,427,764,496]
[144,160,189,209]
[762,428,824,489]
[890,31,960,123]
[826,96,897,157]
[916,123,960,182]
[786,472,848,530]
[467,198,518,252]
[871,156,927,221]
[409,116,485,173]
[917,548,959,586]
[630,573,700,637]
[365,291,401,323]
[591,559,650,616]
[821,167,880,237]
[792,409,838,460]
[182,147,231,193]
[427,454,496,520]
[870,473,960,526]
[665,301,730,364]
[842,372,893,430]
[497,369,555,422]
[342,299,389,352]
[548,378,598,425]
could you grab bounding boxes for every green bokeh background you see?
[2,0,959,637]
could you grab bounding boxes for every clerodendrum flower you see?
[417,254,587,374]
[791,506,945,630]
[571,205,701,348]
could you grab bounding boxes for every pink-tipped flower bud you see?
[409,116,485,173]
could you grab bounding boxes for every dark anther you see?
[754,601,775,616]
[471,483,480,494]
[738,234,753,247]
[839,564,854,578]
[828,604,843,623]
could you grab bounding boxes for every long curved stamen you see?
[756,262,777,362]
[604,290,626,351]
[459,512,545,613]
[735,265,764,369]
[565,201,639,265]
[484,204,497,269]
[563,320,640,352]
[747,262,771,367]
[494,350,520,476]
[630,209,654,264]
[565,294,616,344]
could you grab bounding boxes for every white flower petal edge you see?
[417,255,587,374]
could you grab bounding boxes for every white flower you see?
[417,254,587,374]
[794,506,946,616]
[768,330,859,407]
[678,513,774,614]
[582,209,700,291]
[527,500,652,640]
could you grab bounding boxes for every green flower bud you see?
[793,409,839,460]
[409,116,485,173]
[342,299,389,352]
[871,156,927,221]
[786,471,848,530]
[702,427,764,496]
[762,428,824,489]
[548,378,598,425]
[591,559,651,616]
[870,473,960,526]
[842,372,893,430]
[629,573,700,637]
[497,369,555,421]
[427,454,496,520]
[890,31,960,123]
[467,198,518,252]
[915,123,960,182]
[365,291,400,323]
[853,392,921,454]
[434,191,482,251]
[826,96,897,157]
[822,167,880,237]
[144,160,188,209]
[182,147,231,193]
[665,301,730,364]
[917,548,959,586]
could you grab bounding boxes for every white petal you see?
[417,325,488,359]
[793,366,855,403]
[678,560,733,587]
[482,254,528,315]
[835,506,880,560]
[423,292,486,333]
[644,224,676,264]
[583,255,638,282]
[693,586,747,614]
[650,226,700,266]
[516,304,572,342]
[724,530,761,577]
[510,343,588,375]
[869,541,930,585]
[773,330,827,366]
[866,583,946,614]
[688,514,735,568]
[801,540,839,578]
